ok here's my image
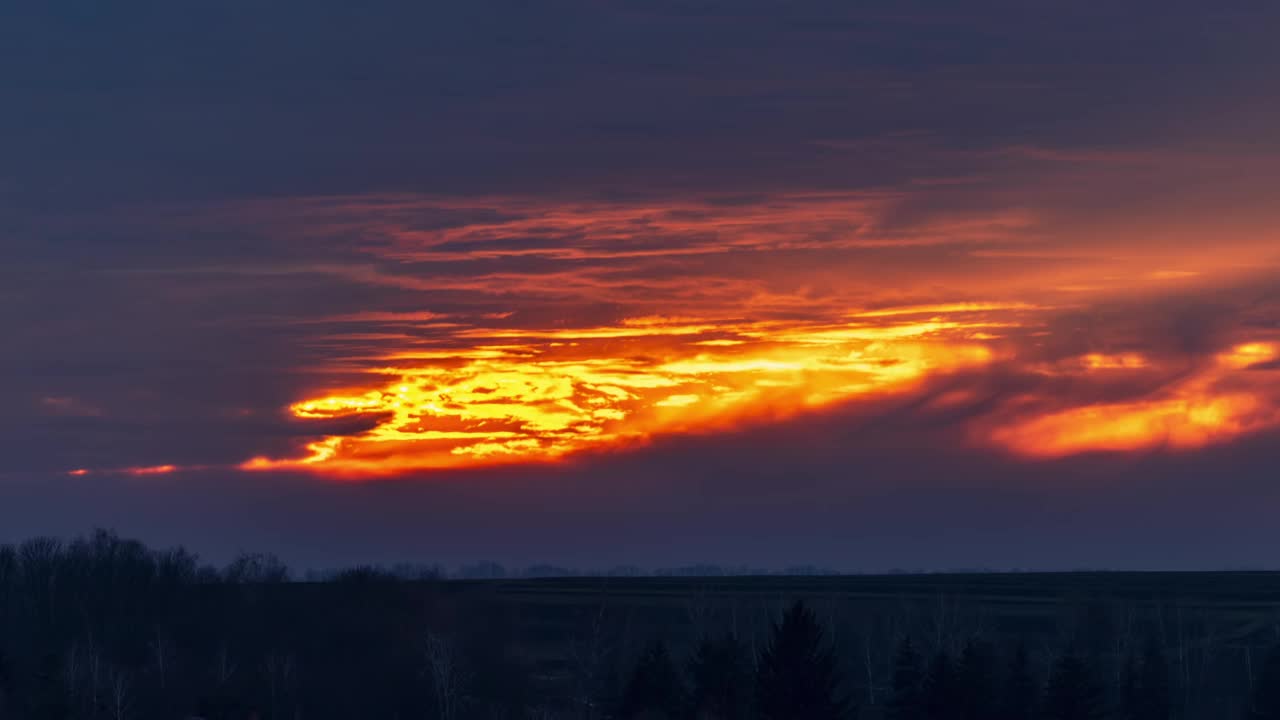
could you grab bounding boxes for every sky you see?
[4,1,1280,571]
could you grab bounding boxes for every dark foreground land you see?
[472,572,1280,717]
[2,532,1280,719]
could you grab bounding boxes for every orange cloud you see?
[39,396,102,418]
[243,313,1003,477]
[124,464,179,476]
[989,342,1280,457]
[66,464,185,477]
[178,191,1280,478]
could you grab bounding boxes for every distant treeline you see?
[1,530,1279,719]
[314,562,851,581]
[320,562,1076,580]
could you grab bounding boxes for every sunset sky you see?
[5,2,1280,570]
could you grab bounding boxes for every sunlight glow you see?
[242,315,1002,476]
[124,464,179,477]
[991,342,1280,457]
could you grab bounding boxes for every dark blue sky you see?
[3,1,1280,570]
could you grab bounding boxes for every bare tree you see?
[150,627,174,690]
[860,610,897,709]
[65,640,106,717]
[107,665,132,720]
[425,632,468,720]
[686,584,715,639]
[862,632,880,707]
[214,642,237,687]
[926,593,966,654]
[568,603,612,719]
[263,651,297,720]
[1109,601,1138,688]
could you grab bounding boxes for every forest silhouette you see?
[0,530,1277,719]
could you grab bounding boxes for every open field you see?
[397,572,1280,717]
[445,571,1280,646]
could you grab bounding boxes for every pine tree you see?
[999,643,1038,720]
[755,600,852,720]
[956,639,997,720]
[1246,644,1280,720]
[886,638,925,720]
[922,649,960,720]
[620,639,685,720]
[1043,649,1105,720]
[688,634,751,720]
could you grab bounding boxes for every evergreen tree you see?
[955,639,997,720]
[1043,649,1105,720]
[886,638,925,720]
[1246,643,1280,720]
[620,639,685,720]
[922,649,960,720]
[755,600,852,720]
[688,634,751,720]
[999,643,1038,720]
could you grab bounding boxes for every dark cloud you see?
[3,2,1279,206]
[3,394,1279,572]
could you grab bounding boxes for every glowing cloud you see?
[990,342,1280,457]
[243,314,1002,476]
[124,464,179,476]
[137,191,1280,479]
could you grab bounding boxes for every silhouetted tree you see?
[922,649,960,720]
[331,565,401,584]
[755,600,851,720]
[956,639,997,720]
[1246,644,1280,720]
[1043,649,1105,720]
[222,553,289,583]
[886,638,924,720]
[999,643,1038,720]
[11,527,1280,719]
[687,634,751,720]
[620,640,684,720]
[425,632,467,720]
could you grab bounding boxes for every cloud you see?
[10,184,1280,480]
[7,390,1280,571]
[38,396,102,418]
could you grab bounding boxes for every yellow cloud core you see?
[243,315,1000,476]
[238,296,1280,476]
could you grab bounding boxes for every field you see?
[415,572,1280,716]
[8,557,1280,718]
